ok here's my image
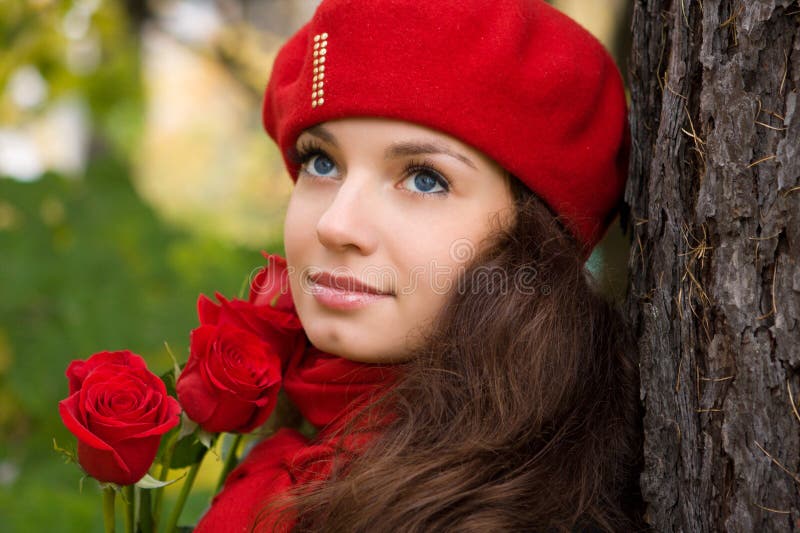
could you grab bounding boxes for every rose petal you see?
[176,344,220,426]
[66,351,148,395]
[197,389,255,434]
[91,395,180,443]
[65,360,90,396]
[82,367,161,425]
[248,253,295,312]
[215,295,261,333]
[119,395,181,439]
[76,440,134,485]
[59,394,118,453]
[197,294,221,326]
[77,434,163,486]
[205,327,271,392]
[232,381,281,433]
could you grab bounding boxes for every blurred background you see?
[0,1,631,530]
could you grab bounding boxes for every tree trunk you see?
[625,1,800,531]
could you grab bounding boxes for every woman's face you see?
[284,117,515,363]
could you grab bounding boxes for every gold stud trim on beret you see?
[311,32,329,108]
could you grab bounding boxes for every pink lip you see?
[308,271,393,310]
[309,271,392,295]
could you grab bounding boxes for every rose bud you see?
[249,252,295,312]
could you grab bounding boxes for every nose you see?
[315,175,379,255]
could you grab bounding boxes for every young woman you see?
[195,0,642,531]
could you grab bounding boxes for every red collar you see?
[283,338,400,431]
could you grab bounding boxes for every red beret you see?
[263,0,630,254]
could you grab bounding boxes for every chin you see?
[306,330,407,364]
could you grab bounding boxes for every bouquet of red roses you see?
[54,253,304,533]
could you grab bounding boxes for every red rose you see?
[176,253,305,434]
[176,323,285,433]
[58,350,181,485]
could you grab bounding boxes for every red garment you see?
[193,339,399,533]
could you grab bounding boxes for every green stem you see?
[124,485,135,533]
[140,488,154,533]
[215,433,243,495]
[163,451,206,533]
[152,431,179,529]
[103,487,116,533]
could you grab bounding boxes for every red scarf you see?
[194,337,399,532]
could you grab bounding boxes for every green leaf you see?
[135,473,183,490]
[159,366,177,400]
[169,432,207,469]
[163,340,182,380]
[160,342,187,399]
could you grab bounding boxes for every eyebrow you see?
[301,125,478,170]
[386,141,477,170]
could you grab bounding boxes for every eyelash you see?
[290,139,327,169]
[290,140,452,198]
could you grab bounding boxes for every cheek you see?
[393,231,466,329]
[283,189,318,265]
[394,211,501,324]
[283,192,317,308]
[389,261,457,356]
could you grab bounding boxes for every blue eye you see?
[304,154,338,177]
[401,167,449,196]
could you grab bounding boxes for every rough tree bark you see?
[625,0,800,531]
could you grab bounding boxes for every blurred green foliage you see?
[0,1,282,530]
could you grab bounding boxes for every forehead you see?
[297,117,505,172]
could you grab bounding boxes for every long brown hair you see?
[259,175,642,532]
